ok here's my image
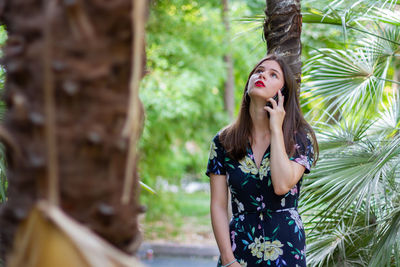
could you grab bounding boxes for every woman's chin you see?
[249,91,269,102]
[248,88,263,96]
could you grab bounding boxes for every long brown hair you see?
[219,54,319,164]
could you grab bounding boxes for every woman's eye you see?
[271,73,277,78]
[256,69,263,73]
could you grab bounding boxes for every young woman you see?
[206,54,319,267]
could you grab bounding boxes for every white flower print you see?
[258,157,270,180]
[248,236,284,261]
[234,198,245,213]
[263,240,284,261]
[289,209,303,229]
[238,156,258,174]
[281,198,285,207]
[248,236,264,259]
[239,259,247,267]
[209,140,217,160]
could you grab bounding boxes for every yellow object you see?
[8,201,143,267]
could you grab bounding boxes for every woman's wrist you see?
[270,126,283,135]
[221,258,237,267]
[221,254,236,265]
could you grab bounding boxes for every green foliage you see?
[142,190,210,240]
[139,0,228,187]
[139,0,267,225]
[298,0,400,265]
[139,1,266,186]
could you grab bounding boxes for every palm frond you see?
[302,9,342,26]
[306,207,374,266]
[368,89,400,138]
[367,6,400,26]
[300,1,400,266]
[357,24,400,60]
[302,3,400,46]
[369,206,400,266]
[302,133,400,224]
[233,15,264,24]
[302,48,390,118]
[140,181,156,194]
[313,109,374,147]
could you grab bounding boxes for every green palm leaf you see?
[369,206,400,266]
[306,214,374,266]
[140,181,156,195]
[369,89,400,138]
[311,109,374,150]
[357,23,400,58]
[298,1,400,266]
[367,6,400,26]
[302,48,389,118]
[303,132,400,220]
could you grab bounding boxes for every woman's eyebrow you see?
[270,68,281,75]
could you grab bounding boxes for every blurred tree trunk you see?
[222,0,234,119]
[263,0,302,93]
[0,0,146,259]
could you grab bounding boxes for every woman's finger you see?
[264,106,272,113]
[268,97,277,108]
[278,90,284,107]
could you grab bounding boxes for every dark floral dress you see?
[206,131,314,267]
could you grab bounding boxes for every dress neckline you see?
[247,139,270,169]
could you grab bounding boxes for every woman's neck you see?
[249,100,270,143]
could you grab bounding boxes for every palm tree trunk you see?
[263,0,302,93]
[0,0,146,259]
[222,0,235,119]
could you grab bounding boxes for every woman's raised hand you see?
[264,89,285,132]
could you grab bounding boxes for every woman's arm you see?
[210,173,237,265]
[266,90,306,196]
[270,128,306,195]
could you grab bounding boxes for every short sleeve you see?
[290,131,314,174]
[205,134,226,177]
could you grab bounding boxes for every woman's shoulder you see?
[211,130,224,145]
[212,125,231,141]
[210,127,231,150]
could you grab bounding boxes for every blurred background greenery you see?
[1,0,399,265]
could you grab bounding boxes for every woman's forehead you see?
[256,60,282,73]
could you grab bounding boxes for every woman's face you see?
[247,60,285,101]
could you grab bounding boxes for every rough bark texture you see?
[222,0,234,119]
[0,0,146,258]
[264,0,302,93]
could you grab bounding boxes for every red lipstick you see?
[255,80,265,87]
